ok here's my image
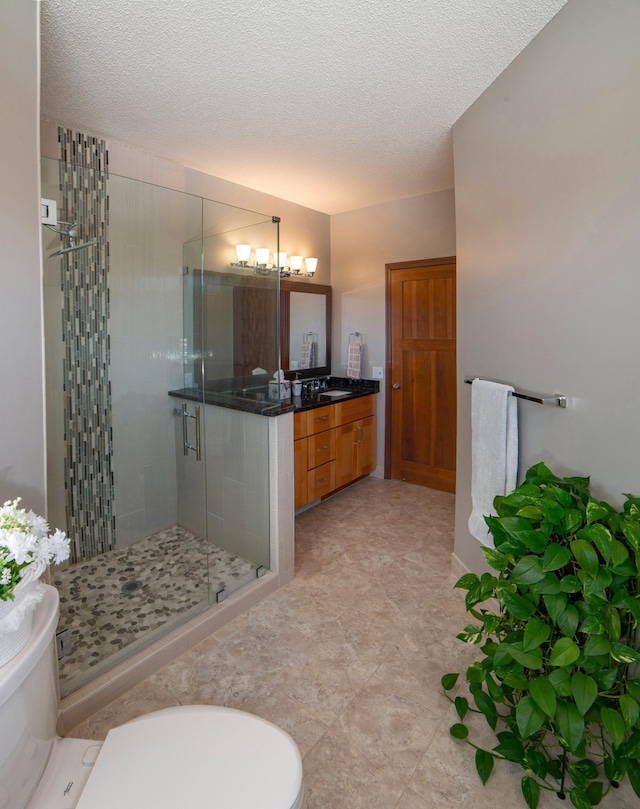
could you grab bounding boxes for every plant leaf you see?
[455,696,469,722]
[569,788,594,809]
[502,590,537,620]
[601,707,626,749]
[570,539,600,578]
[583,635,611,657]
[538,499,565,525]
[556,701,585,753]
[585,780,603,806]
[466,662,485,684]
[542,543,572,572]
[627,679,640,702]
[532,572,562,595]
[521,775,540,809]
[450,723,469,740]
[481,546,510,571]
[610,642,640,664]
[493,732,525,762]
[511,556,546,585]
[454,573,480,590]
[529,676,557,718]
[610,540,629,568]
[508,643,543,670]
[516,696,546,739]
[586,499,610,525]
[544,592,568,624]
[549,668,572,696]
[557,604,580,639]
[591,668,618,691]
[441,673,459,691]
[560,574,582,593]
[571,672,597,716]
[619,694,640,729]
[581,523,614,563]
[475,748,494,785]
[523,618,551,652]
[474,689,498,730]
[549,638,581,667]
[628,759,640,799]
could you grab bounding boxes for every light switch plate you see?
[372,366,384,379]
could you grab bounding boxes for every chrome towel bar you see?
[464,377,567,408]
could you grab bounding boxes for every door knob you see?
[392,383,401,390]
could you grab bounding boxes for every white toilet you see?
[0,585,304,809]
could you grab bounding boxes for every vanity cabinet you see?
[294,394,376,509]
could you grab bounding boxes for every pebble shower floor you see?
[53,525,257,693]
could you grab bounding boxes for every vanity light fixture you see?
[231,244,318,277]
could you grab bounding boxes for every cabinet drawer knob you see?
[317,445,330,452]
[315,415,329,423]
[317,477,330,486]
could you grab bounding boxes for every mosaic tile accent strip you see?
[58,127,114,562]
[53,524,257,695]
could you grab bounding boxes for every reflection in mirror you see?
[289,291,326,369]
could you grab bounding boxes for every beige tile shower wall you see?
[108,175,185,546]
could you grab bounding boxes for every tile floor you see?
[67,478,636,809]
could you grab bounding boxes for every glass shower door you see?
[184,207,279,604]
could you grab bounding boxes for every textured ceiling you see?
[40,0,567,214]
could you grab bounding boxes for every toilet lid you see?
[76,705,303,809]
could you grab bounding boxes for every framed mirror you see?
[280,280,331,378]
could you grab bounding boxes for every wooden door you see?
[386,258,456,492]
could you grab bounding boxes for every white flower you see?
[48,530,71,564]
[0,498,70,601]
[27,510,50,538]
[1,529,38,565]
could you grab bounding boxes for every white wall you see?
[330,190,456,474]
[0,0,46,513]
[453,0,640,572]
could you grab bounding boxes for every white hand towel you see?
[347,342,362,379]
[300,340,312,369]
[468,379,519,547]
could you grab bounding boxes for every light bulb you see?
[274,252,287,268]
[290,255,303,272]
[255,247,270,265]
[235,244,251,263]
[305,257,318,275]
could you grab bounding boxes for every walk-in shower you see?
[42,132,280,696]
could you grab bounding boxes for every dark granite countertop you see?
[168,377,380,417]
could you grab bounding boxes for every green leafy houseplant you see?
[442,462,640,809]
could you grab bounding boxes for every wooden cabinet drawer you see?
[308,461,335,501]
[336,395,375,426]
[307,405,336,435]
[307,430,336,469]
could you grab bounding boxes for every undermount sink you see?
[320,390,352,398]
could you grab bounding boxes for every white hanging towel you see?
[347,342,362,379]
[468,379,519,547]
[300,340,312,369]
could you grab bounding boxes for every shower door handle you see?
[182,402,202,461]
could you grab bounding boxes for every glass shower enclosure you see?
[41,154,280,695]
